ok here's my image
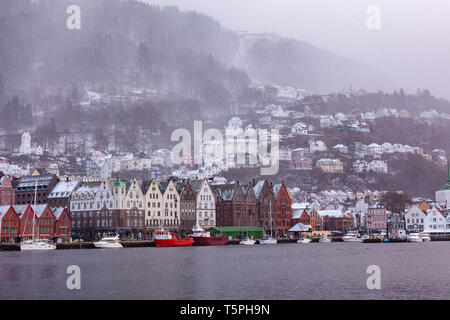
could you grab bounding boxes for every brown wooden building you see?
[214,183,259,227]
[15,174,59,205]
[252,179,276,233]
[179,180,196,235]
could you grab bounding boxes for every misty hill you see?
[0,0,396,105]
[232,32,398,94]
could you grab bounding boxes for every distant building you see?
[19,132,31,155]
[333,144,348,154]
[309,140,327,153]
[350,142,366,158]
[88,160,112,179]
[316,159,344,173]
[404,205,426,232]
[366,203,387,232]
[290,157,313,170]
[368,160,388,173]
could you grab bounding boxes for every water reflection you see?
[0,242,449,299]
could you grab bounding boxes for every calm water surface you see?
[1,242,450,299]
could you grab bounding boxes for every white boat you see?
[360,235,369,243]
[420,232,431,242]
[19,180,56,251]
[93,234,123,248]
[297,237,311,243]
[342,231,360,242]
[239,237,256,245]
[319,236,332,243]
[20,239,56,251]
[259,201,277,245]
[259,235,277,244]
[407,233,423,242]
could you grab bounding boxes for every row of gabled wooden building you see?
[0,204,71,243]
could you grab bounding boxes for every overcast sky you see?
[144,0,450,98]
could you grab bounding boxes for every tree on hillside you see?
[381,191,411,213]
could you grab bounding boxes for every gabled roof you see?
[48,180,80,199]
[0,205,14,218]
[30,205,51,218]
[214,183,238,201]
[253,180,266,199]
[191,180,205,195]
[141,180,153,194]
[51,207,67,220]
[12,205,29,218]
[158,181,169,194]
[176,181,187,195]
[288,223,311,232]
[272,184,282,199]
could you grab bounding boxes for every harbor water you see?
[1,242,450,299]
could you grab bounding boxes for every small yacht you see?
[239,237,256,245]
[20,239,56,251]
[93,234,123,248]
[319,236,332,243]
[407,233,423,243]
[297,237,311,244]
[259,202,277,245]
[259,235,277,245]
[360,234,369,243]
[420,232,431,242]
[342,231,360,242]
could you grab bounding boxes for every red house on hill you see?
[0,206,20,242]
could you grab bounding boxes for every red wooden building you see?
[15,204,56,240]
[271,182,293,237]
[0,175,15,205]
[0,206,20,242]
[51,207,72,241]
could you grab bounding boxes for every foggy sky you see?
[143,0,450,99]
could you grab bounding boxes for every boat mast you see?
[269,199,273,238]
[32,179,37,241]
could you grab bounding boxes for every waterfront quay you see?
[6,236,449,251]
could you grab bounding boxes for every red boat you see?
[191,226,229,246]
[153,228,194,247]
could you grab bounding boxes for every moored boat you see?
[239,237,256,245]
[319,236,332,243]
[154,228,194,247]
[259,235,277,244]
[342,231,360,242]
[93,234,123,248]
[420,232,431,242]
[407,232,423,242]
[297,237,311,244]
[191,225,228,246]
[20,239,56,251]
